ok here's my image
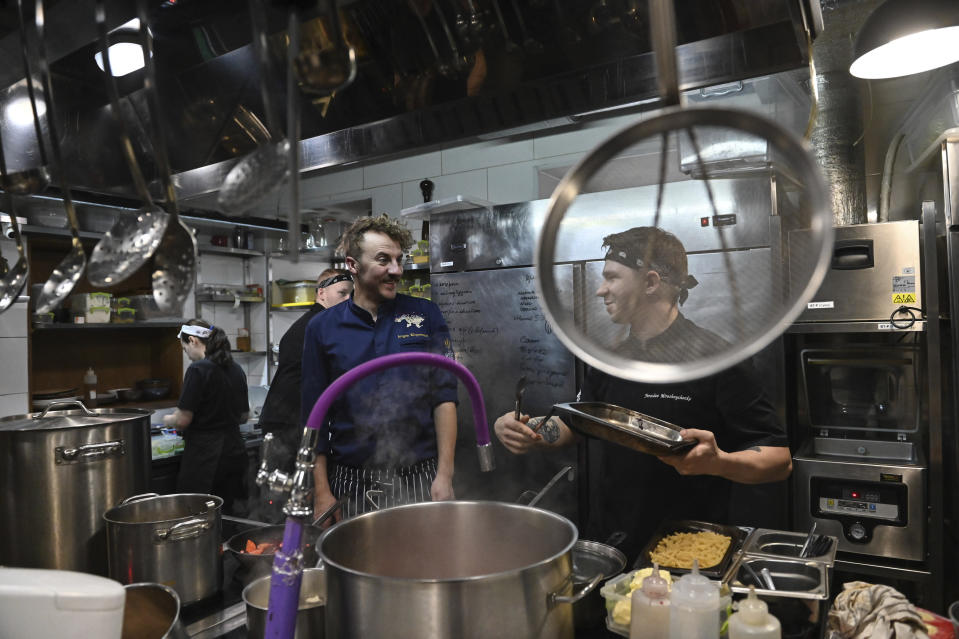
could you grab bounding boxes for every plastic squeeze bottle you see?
[631,562,671,639]
[727,586,781,639]
[668,560,720,639]
[83,366,98,408]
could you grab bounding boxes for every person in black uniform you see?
[493,227,792,562]
[163,319,250,515]
[258,268,353,464]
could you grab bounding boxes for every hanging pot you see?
[0,401,151,574]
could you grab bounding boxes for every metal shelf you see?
[32,321,183,330]
[404,262,430,271]
[198,246,264,257]
[834,557,932,582]
[20,224,101,241]
[271,305,312,312]
[400,195,492,221]
[270,248,339,262]
[196,295,265,304]
[786,320,926,334]
[230,350,267,357]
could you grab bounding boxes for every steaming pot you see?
[319,500,599,639]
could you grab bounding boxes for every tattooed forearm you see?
[541,417,561,443]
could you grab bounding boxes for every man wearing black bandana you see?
[494,227,791,563]
[257,269,352,487]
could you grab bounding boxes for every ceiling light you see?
[5,94,45,127]
[850,0,959,79]
[94,41,146,76]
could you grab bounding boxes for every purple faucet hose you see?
[265,351,491,639]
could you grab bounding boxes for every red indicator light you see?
[700,217,709,227]
[851,491,859,498]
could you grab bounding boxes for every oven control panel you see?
[810,477,908,545]
[818,495,899,520]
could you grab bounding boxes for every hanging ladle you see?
[136,0,197,314]
[86,0,169,288]
[294,0,357,95]
[30,0,87,315]
[0,140,29,313]
[1,14,50,199]
[217,0,291,217]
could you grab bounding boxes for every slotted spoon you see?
[30,0,86,314]
[217,0,290,217]
[86,0,169,288]
[136,0,197,314]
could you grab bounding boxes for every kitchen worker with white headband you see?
[164,319,250,514]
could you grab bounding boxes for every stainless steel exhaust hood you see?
[0,0,815,216]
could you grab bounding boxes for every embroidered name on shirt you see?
[644,392,692,402]
[396,313,425,328]
[399,332,429,339]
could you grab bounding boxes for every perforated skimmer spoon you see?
[217,0,290,217]
[534,0,833,384]
[136,0,197,314]
[1,13,49,199]
[30,0,86,315]
[0,139,29,313]
[86,0,169,288]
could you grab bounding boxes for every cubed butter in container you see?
[85,306,112,324]
[114,307,136,323]
[69,292,112,312]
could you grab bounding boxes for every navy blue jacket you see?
[301,294,458,468]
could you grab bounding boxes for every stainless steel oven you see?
[789,220,921,323]
[793,445,925,562]
[799,345,920,436]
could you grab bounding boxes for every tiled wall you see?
[0,236,28,416]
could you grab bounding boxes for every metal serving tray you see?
[633,519,750,581]
[739,528,838,566]
[727,556,829,600]
[552,402,695,456]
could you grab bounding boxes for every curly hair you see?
[337,214,414,259]
[181,318,233,367]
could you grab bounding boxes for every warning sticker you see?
[891,275,915,293]
[892,293,916,304]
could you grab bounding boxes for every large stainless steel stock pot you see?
[0,401,151,574]
[104,492,223,605]
[319,501,600,639]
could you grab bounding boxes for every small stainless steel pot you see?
[104,493,223,605]
[121,582,189,639]
[243,567,326,639]
[571,537,626,629]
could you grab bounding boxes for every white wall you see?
[0,236,28,417]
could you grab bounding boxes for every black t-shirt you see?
[178,359,249,432]
[581,314,787,562]
[258,303,324,427]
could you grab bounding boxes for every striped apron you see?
[329,458,438,518]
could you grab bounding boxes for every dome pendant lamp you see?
[849,0,959,79]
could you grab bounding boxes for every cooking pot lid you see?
[571,540,627,583]
[0,408,150,432]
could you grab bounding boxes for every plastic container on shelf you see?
[83,367,98,408]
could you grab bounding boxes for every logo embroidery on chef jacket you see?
[396,313,425,329]
[644,392,692,402]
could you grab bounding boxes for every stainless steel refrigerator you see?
[429,176,789,530]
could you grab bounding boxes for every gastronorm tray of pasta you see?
[633,520,750,580]
[551,402,696,456]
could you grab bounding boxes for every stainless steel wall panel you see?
[432,267,577,514]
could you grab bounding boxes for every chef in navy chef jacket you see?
[302,214,459,522]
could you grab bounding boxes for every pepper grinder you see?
[419,178,434,241]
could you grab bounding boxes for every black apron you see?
[177,427,247,513]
